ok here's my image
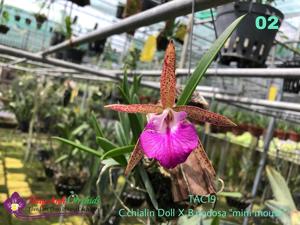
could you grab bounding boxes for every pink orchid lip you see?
[140,109,198,168]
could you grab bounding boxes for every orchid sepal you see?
[105,104,163,114]
[160,41,176,109]
[173,105,236,127]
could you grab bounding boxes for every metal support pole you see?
[1,45,300,113]
[242,80,284,225]
[112,67,300,78]
[40,0,234,56]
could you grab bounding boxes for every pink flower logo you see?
[3,192,26,215]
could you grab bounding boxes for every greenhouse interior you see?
[1,0,300,224]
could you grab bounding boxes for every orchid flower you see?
[105,41,235,175]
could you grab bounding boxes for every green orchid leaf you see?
[96,137,127,165]
[53,136,102,158]
[90,112,104,138]
[138,164,158,210]
[101,145,134,160]
[96,137,117,151]
[266,166,296,210]
[177,15,246,106]
[265,200,292,225]
[115,122,128,146]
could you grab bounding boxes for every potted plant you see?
[174,23,187,45]
[215,0,284,67]
[34,13,47,29]
[156,20,179,51]
[51,16,85,63]
[123,0,142,35]
[274,121,288,140]
[248,115,266,137]
[54,171,87,196]
[0,10,10,34]
[8,77,36,132]
[288,125,300,142]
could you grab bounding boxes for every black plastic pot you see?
[226,197,251,210]
[44,166,55,178]
[63,48,85,64]
[156,34,169,51]
[279,60,300,93]
[19,121,29,132]
[216,2,284,68]
[14,15,20,21]
[25,18,31,25]
[51,32,66,46]
[0,24,9,34]
[55,176,85,196]
[88,38,106,54]
[116,4,125,19]
[37,150,52,162]
[70,0,90,7]
[141,0,168,11]
[122,189,145,208]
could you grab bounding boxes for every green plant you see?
[265,166,299,225]
[277,120,288,131]
[8,76,37,131]
[53,15,245,223]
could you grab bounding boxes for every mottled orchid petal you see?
[105,104,163,114]
[125,140,144,176]
[160,41,176,109]
[174,105,236,127]
[140,109,198,168]
[194,141,216,177]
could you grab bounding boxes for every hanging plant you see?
[123,0,142,35]
[156,20,179,51]
[34,13,47,29]
[64,15,72,39]
[216,1,283,68]
[174,23,187,44]
[0,10,10,34]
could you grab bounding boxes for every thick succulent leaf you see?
[125,140,144,176]
[266,166,296,210]
[53,137,102,158]
[174,105,236,127]
[105,104,162,114]
[176,15,245,106]
[160,41,176,108]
